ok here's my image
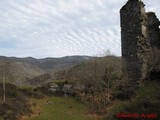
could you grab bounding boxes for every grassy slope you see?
[23,97,100,120]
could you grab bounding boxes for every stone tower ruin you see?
[120,0,160,82]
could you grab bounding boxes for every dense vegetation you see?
[0,83,32,120]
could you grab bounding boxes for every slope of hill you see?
[0,56,91,71]
[25,56,122,86]
[0,60,45,85]
[24,73,51,86]
[0,56,92,85]
[21,56,92,71]
[54,56,122,83]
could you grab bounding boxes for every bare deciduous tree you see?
[3,64,6,104]
[2,60,10,104]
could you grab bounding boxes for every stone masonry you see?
[120,0,160,82]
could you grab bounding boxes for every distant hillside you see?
[0,56,91,71]
[24,73,52,86]
[21,56,92,71]
[0,60,45,85]
[25,56,122,86]
[0,56,92,85]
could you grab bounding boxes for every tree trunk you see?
[3,71,6,104]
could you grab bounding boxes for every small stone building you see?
[120,0,160,82]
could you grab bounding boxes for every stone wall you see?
[120,0,160,82]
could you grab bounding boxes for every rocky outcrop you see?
[48,83,59,93]
[48,82,74,95]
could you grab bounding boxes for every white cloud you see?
[0,0,159,58]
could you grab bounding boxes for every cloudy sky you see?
[0,0,159,58]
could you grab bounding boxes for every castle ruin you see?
[120,0,160,82]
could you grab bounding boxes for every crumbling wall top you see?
[147,12,160,47]
[120,0,145,12]
[147,12,160,26]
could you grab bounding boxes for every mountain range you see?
[0,55,92,85]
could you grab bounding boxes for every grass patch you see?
[136,81,160,98]
[18,85,34,90]
[24,96,100,120]
[52,80,69,86]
